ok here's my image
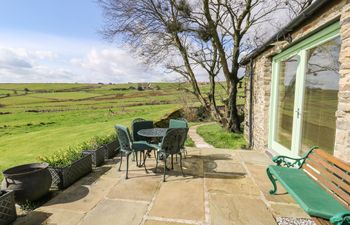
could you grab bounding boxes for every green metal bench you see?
[267,146,350,225]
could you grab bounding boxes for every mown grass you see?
[197,123,247,149]
[185,136,195,147]
[0,83,193,180]
[0,82,246,180]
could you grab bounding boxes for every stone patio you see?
[13,147,310,225]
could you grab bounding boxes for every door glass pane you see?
[275,55,300,149]
[300,36,341,154]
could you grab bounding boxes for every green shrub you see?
[39,146,82,167]
[79,134,117,151]
[39,134,117,167]
[99,134,117,145]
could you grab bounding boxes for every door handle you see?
[296,108,301,119]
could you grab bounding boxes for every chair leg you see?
[118,152,123,171]
[155,153,159,173]
[175,154,178,163]
[171,154,174,170]
[132,152,135,162]
[163,157,167,182]
[143,152,148,174]
[135,151,139,166]
[183,148,187,159]
[141,151,144,166]
[126,153,130,179]
[180,153,184,177]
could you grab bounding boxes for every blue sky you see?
[0,0,173,83]
[0,0,102,40]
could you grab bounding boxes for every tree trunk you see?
[208,75,224,123]
[227,80,241,133]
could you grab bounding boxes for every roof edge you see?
[240,0,333,65]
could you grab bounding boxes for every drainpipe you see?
[248,58,254,149]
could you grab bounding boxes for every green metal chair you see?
[132,120,154,141]
[154,128,188,182]
[130,118,146,163]
[169,118,188,128]
[131,120,154,165]
[169,119,189,160]
[132,118,145,123]
[115,125,154,179]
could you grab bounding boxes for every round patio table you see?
[137,128,168,138]
[138,127,172,170]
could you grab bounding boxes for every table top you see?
[137,128,168,138]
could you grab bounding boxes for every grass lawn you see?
[0,83,192,180]
[0,82,245,180]
[185,136,195,147]
[197,123,246,149]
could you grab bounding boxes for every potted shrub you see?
[0,190,17,224]
[102,134,120,159]
[81,136,105,167]
[39,147,92,190]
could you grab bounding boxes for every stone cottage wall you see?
[334,3,350,161]
[244,0,349,158]
[244,56,272,151]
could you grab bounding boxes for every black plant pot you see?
[2,163,52,203]
[0,190,17,225]
[104,140,119,159]
[48,154,92,190]
[82,146,105,167]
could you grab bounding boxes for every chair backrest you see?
[132,120,154,141]
[132,118,145,123]
[169,119,188,128]
[179,128,189,149]
[115,125,132,152]
[160,128,188,155]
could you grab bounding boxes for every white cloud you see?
[70,48,176,83]
[0,43,177,83]
[0,30,200,83]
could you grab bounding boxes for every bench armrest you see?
[330,212,350,225]
[272,146,318,168]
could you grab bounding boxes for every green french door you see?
[269,22,341,157]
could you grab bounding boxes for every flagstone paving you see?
[14,147,310,225]
[188,124,215,148]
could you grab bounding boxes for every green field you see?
[0,83,193,179]
[0,82,245,180]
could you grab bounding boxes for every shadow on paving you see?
[142,153,247,181]
[41,162,115,207]
[15,211,53,225]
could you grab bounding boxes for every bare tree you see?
[99,0,313,133]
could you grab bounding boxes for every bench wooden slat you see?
[305,159,350,206]
[311,152,350,184]
[304,165,350,205]
[313,217,332,225]
[308,153,350,184]
[314,150,350,172]
[307,155,350,195]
